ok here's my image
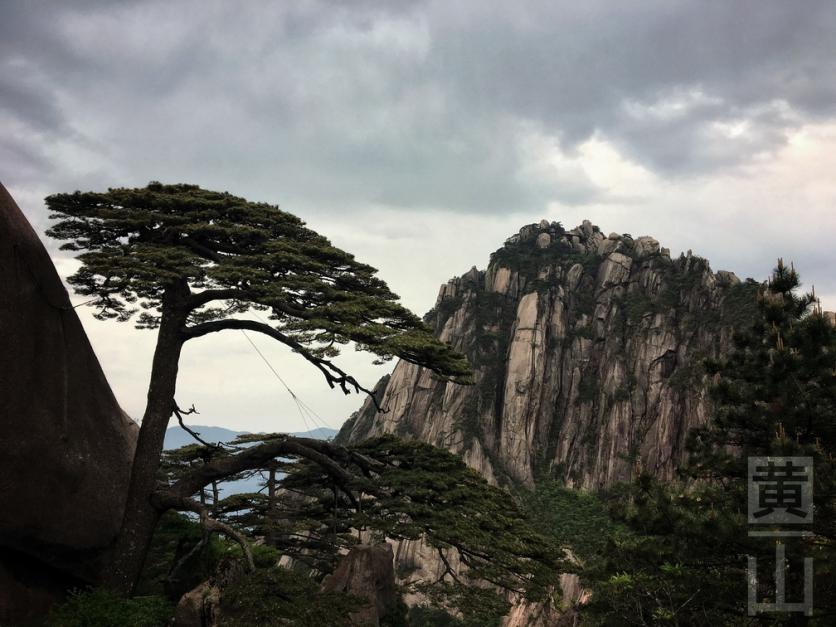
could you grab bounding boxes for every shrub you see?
[46,589,173,627]
[220,566,363,626]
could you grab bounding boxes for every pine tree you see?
[213,435,565,624]
[45,182,471,594]
[587,261,836,624]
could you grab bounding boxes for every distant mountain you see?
[164,425,245,450]
[163,425,338,450]
[163,424,339,497]
[289,426,339,441]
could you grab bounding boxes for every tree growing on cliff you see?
[46,182,471,594]
[200,435,565,624]
[586,261,836,624]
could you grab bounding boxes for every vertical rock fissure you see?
[338,219,761,490]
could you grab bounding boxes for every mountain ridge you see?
[339,218,761,489]
[164,425,338,450]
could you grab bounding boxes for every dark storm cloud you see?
[4,0,835,430]
[2,0,836,212]
[428,0,836,173]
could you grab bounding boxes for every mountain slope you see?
[339,219,760,489]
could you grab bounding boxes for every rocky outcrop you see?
[339,219,760,489]
[173,558,246,627]
[0,182,138,622]
[321,544,400,626]
[338,220,761,624]
[174,580,222,627]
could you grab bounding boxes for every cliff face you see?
[339,219,759,489]
[0,183,138,623]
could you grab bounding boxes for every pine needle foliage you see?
[45,182,470,378]
[586,261,836,625]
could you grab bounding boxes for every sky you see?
[3,0,836,433]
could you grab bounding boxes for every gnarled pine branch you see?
[181,318,384,411]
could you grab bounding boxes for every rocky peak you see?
[341,219,760,489]
[337,219,766,625]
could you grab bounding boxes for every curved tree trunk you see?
[103,287,188,594]
[267,465,277,546]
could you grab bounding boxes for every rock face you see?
[321,544,399,626]
[0,183,137,622]
[174,580,222,627]
[339,219,760,489]
[173,559,246,627]
[338,220,760,624]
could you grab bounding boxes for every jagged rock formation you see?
[340,219,760,489]
[338,219,760,623]
[0,182,137,623]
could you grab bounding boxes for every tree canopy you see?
[45,182,472,594]
[165,435,566,625]
[46,182,470,386]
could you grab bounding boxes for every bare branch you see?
[181,318,384,411]
[172,402,223,449]
[436,548,463,585]
[166,435,373,508]
[168,529,210,586]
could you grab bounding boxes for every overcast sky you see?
[3,0,836,434]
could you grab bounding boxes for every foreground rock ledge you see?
[0,182,138,624]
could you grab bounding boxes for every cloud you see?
[5,0,834,214]
[2,0,836,431]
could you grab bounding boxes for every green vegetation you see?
[488,228,607,285]
[46,590,173,627]
[50,431,565,625]
[622,291,655,324]
[523,482,626,563]
[575,376,599,404]
[608,382,632,403]
[666,360,704,391]
[455,393,483,444]
[219,566,366,627]
[135,511,226,599]
[573,286,597,318]
[45,182,471,593]
[412,583,506,627]
[656,256,710,311]
[271,435,565,621]
[718,279,761,327]
[409,605,467,626]
[567,323,595,341]
[428,294,465,327]
[585,261,836,624]
[45,188,817,625]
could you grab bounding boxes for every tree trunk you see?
[103,286,188,594]
[267,465,277,546]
